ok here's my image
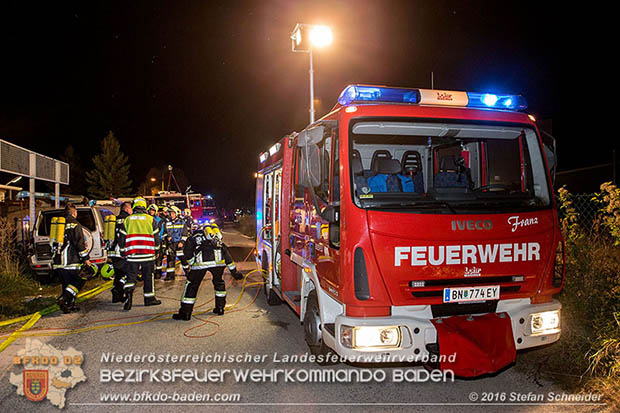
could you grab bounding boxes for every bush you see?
[520,184,620,408]
[0,217,42,318]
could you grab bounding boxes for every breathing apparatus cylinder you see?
[210,223,223,240]
[103,215,116,242]
[49,217,59,245]
[205,225,222,248]
[55,217,66,246]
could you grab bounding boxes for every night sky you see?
[0,1,579,203]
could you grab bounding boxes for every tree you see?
[86,131,133,198]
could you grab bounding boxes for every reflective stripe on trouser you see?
[65,284,78,297]
[111,257,127,294]
[125,261,156,298]
[155,248,164,271]
[179,266,226,313]
[57,268,85,304]
[166,245,187,274]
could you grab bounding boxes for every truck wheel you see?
[304,290,338,365]
[262,252,281,306]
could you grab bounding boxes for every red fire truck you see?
[255,85,562,376]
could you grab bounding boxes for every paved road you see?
[0,226,605,412]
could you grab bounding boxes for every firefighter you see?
[172,223,243,320]
[183,208,195,231]
[210,222,244,280]
[107,201,132,302]
[118,197,161,310]
[163,206,188,281]
[147,204,165,279]
[157,206,170,277]
[53,203,94,313]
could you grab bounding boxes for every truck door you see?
[311,127,341,293]
[272,168,283,287]
[261,167,283,289]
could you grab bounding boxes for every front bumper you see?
[322,298,561,360]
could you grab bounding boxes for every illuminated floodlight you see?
[309,25,333,48]
[291,23,333,52]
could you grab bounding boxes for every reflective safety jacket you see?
[118,208,160,262]
[164,217,188,244]
[107,209,130,259]
[53,214,90,270]
[183,230,229,269]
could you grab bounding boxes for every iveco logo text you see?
[451,220,493,231]
[394,243,541,267]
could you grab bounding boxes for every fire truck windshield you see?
[350,120,551,213]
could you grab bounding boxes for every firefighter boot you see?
[144,296,162,306]
[213,293,226,316]
[164,271,175,281]
[111,287,125,303]
[172,303,193,320]
[123,289,134,311]
[57,292,78,314]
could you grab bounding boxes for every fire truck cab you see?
[256,85,562,376]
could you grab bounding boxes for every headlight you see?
[529,310,560,335]
[210,218,215,223]
[340,325,401,350]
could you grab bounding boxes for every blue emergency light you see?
[337,85,527,111]
[466,92,527,111]
[338,85,419,106]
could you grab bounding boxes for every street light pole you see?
[291,24,332,125]
[309,49,315,124]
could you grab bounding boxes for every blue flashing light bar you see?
[337,85,527,111]
[338,85,419,106]
[466,92,527,111]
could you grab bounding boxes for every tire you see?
[262,252,281,306]
[303,290,338,365]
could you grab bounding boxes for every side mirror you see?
[320,205,339,223]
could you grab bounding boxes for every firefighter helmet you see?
[132,197,147,210]
[78,263,98,280]
[100,263,115,279]
[170,206,181,216]
[147,204,158,213]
